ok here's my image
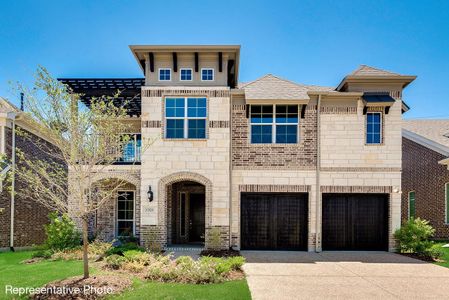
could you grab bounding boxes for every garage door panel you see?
[323,193,388,251]
[241,193,308,250]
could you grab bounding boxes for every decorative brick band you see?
[233,166,316,170]
[321,106,358,114]
[209,120,230,128]
[143,89,230,98]
[142,120,161,128]
[320,185,393,193]
[239,184,311,193]
[320,167,401,172]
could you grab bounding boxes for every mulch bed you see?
[31,275,132,300]
[200,249,241,257]
[399,253,437,262]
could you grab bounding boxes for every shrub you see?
[106,242,145,256]
[32,249,53,259]
[200,256,245,275]
[394,218,435,254]
[88,241,112,256]
[104,254,126,269]
[423,245,444,260]
[207,228,222,251]
[44,212,81,251]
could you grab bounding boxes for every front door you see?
[189,193,205,243]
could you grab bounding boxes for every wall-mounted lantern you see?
[147,186,154,202]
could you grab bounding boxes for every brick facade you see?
[0,127,62,248]
[402,137,449,238]
[231,104,317,169]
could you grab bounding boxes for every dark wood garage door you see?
[241,193,308,250]
[322,193,388,251]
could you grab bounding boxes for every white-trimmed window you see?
[250,104,299,144]
[165,97,207,139]
[366,112,382,144]
[117,191,135,236]
[159,68,171,81]
[201,68,214,81]
[180,68,193,81]
[445,183,449,224]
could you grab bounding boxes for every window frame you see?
[408,190,416,220]
[164,97,207,139]
[445,183,449,224]
[158,68,172,81]
[200,68,214,81]
[179,68,193,81]
[116,190,135,237]
[365,111,383,145]
[250,104,299,144]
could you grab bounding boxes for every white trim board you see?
[402,129,449,157]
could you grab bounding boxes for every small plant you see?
[106,242,145,256]
[207,227,222,251]
[44,212,81,251]
[104,254,126,269]
[394,218,435,255]
[32,249,53,259]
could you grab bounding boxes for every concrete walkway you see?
[242,251,449,300]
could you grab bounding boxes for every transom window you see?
[366,112,382,144]
[250,105,299,144]
[201,68,214,81]
[165,97,207,139]
[180,68,192,81]
[159,68,171,81]
[117,191,135,236]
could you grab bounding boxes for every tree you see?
[13,67,149,278]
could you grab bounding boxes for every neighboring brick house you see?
[59,45,416,252]
[0,97,60,250]
[402,120,449,239]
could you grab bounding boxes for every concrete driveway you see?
[242,251,449,300]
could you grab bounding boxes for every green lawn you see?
[434,242,449,268]
[0,251,251,300]
[110,279,251,300]
[0,251,86,299]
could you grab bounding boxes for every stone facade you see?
[402,137,449,238]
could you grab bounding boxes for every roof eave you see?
[336,75,417,91]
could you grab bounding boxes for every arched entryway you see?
[159,172,212,247]
[168,181,205,245]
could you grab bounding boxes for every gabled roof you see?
[337,65,416,91]
[402,120,449,157]
[350,65,402,76]
[241,74,333,101]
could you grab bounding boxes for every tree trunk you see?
[82,217,89,279]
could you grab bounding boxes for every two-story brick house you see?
[60,45,416,252]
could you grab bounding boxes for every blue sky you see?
[1,0,448,119]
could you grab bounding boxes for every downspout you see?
[10,113,16,251]
[315,95,322,252]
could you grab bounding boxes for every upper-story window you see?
[180,68,192,81]
[250,105,299,144]
[159,68,171,81]
[366,112,382,144]
[201,68,214,81]
[165,97,207,139]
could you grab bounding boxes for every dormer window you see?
[180,68,192,81]
[159,68,171,81]
[201,68,214,81]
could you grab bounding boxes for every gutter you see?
[315,95,322,252]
